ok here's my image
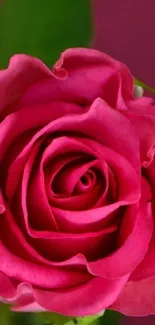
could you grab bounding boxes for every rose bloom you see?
[0,48,155,317]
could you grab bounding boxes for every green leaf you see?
[39,312,72,325]
[0,304,12,325]
[0,304,43,325]
[39,312,102,325]
[100,310,120,325]
[73,314,102,325]
[135,78,155,95]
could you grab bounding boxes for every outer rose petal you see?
[0,54,55,119]
[21,48,134,110]
[111,276,155,316]
[5,276,129,316]
[54,48,134,101]
[0,271,16,299]
[130,161,155,281]
[0,278,45,312]
[12,301,46,312]
[32,276,129,316]
[124,106,155,167]
[0,237,91,289]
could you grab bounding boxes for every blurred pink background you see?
[121,316,155,325]
[92,0,155,323]
[93,0,155,97]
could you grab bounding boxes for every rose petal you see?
[19,147,117,260]
[0,54,54,119]
[0,98,140,175]
[28,154,86,230]
[32,275,129,316]
[4,101,81,200]
[22,135,139,234]
[28,226,117,262]
[49,200,152,279]
[0,241,90,289]
[0,271,16,299]
[125,108,155,167]
[50,158,96,196]
[20,48,134,111]
[18,141,58,231]
[130,163,155,281]
[111,276,155,316]
[45,135,140,233]
[9,276,129,316]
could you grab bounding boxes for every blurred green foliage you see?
[100,311,120,325]
[0,305,120,325]
[0,0,91,68]
[0,304,43,325]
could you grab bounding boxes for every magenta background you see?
[121,316,155,325]
[92,0,155,97]
[93,0,155,323]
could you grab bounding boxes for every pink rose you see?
[0,48,154,317]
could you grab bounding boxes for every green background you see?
[0,0,91,68]
[0,1,120,324]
